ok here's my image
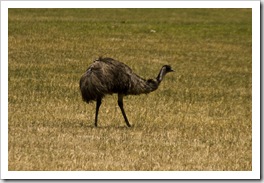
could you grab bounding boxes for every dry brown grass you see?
[8,8,252,171]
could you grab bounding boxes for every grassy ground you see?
[8,8,252,171]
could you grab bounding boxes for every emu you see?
[79,57,174,127]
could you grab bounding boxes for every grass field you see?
[8,8,252,171]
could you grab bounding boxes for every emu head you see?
[156,65,174,83]
[163,65,174,73]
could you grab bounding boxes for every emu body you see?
[80,57,173,127]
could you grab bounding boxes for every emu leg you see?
[118,94,131,127]
[95,98,102,127]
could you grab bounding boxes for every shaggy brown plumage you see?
[80,57,174,127]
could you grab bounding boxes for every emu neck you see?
[127,67,169,95]
[145,78,159,93]
[144,67,168,93]
[156,67,167,83]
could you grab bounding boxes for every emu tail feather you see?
[79,71,105,103]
